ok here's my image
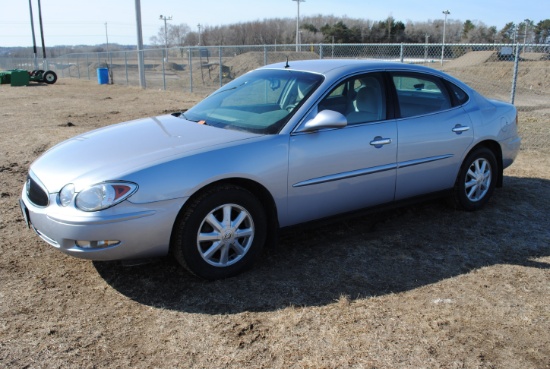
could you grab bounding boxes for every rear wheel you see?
[171,184,267,280]
[451,147,497,211]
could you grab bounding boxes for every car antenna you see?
[284,56,290,69]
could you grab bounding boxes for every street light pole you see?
[424,34,430,63]
[523,19,530,53]
[159,15,172,62]
[292,0,305,52]
[197,23,202,46]
[441,10,450,65]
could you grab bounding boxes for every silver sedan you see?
[20,59,521,279]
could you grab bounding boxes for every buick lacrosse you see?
[20,59,521,279]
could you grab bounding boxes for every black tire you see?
[43,71,57,84]
[171,184,267,280]
[451,147,498,211]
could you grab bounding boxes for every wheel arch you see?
[170,177,280,250]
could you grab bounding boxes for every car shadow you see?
[94,175,550,314]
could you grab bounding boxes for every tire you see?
[171,184,267,280]
[43,71,57,84]
[451,147,497,211]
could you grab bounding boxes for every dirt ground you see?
[1,78,549,368]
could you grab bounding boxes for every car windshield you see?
[182,69,324,134]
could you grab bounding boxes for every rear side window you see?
[391,73,452,118]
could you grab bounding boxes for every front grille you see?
[26,174,49,207]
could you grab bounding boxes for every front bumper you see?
[20,188,185,261]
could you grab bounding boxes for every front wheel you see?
[451,147,498,211]
[171,185,267,280]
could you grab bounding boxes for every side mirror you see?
[302,110,347,132]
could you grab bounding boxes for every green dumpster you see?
[10,70,30,86]
[0,71,11,84]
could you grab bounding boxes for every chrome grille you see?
[26,174,49,207]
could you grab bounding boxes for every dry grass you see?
[0,79,549,368]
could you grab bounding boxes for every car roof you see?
[260,58,472,92]
[261,59,431,74]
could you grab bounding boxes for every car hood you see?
[30,114,259,193]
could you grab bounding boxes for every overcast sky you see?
[0,0,547,47]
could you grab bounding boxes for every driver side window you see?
[318,73,386,125]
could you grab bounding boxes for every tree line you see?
[150,15,550,47]
[4,15,549,59]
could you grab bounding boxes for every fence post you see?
[109,51,114,84]
[510,43,520,105]
[76,55,80,79]
[162,49,167,91]
[319,44,323,59]
[124,52,129,85]
[188,47,193,93]
[219,46,223,88]
[400,43,404,63]
[86,54,90,80]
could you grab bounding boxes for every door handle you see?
[370,136,392,148]
[452,124,470,134]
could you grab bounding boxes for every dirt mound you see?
[225,51,320,78]
[521,52,548,61]
[443,50,495,70]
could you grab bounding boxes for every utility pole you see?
[105,22,109,52]
[105,22,113,84]
[135,0,146,88]
[37,0,47,67]
[441,10,450,65]
[28,0,38,69]
[292,0,305,52]
[160,15,173,62]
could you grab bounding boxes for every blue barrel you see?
[97,68,109,84]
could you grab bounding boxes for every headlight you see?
[59,183,75,207]
[75,182,138,212]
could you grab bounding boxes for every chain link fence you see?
[1,43,549,111]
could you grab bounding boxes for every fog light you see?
[75,240,120,249]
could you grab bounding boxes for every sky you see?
[0,0,547,47]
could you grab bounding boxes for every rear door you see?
[390,72,474,200]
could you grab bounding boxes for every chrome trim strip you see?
[397,154,453,169]
[293,163,397,188]
[47,210,156,225]
[293,154,453,188]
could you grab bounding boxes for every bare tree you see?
[149,23,191,47]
